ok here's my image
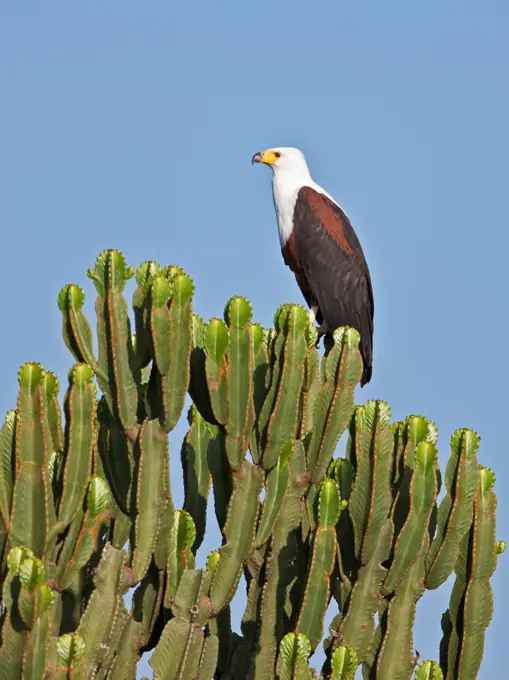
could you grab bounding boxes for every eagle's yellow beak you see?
[251,150,278,165]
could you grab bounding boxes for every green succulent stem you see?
[0,250,501,680]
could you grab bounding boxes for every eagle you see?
[252,146,374,386]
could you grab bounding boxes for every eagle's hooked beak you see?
[251,150,278,166]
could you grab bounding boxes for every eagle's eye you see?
[274,152,281,159]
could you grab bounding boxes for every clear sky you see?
[1,2,507,678]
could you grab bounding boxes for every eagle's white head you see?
[251,146,312,182]
[252,146,327,245]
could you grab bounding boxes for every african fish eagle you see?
[252,147,374,386]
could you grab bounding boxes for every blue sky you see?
[1,2,507,677]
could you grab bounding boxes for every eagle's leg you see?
[314,319,332,348]
[308,305,319,325]
[308,305,331,346]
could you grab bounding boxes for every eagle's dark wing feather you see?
[292,186,374,385]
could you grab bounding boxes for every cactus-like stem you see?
[0,250,502,680]
[132,261,161,371]
[425,429,480,589]
[329,457,355,594]
[24,580,56,677]
[390,415,438,520]
[170,568,214,624]
[107,616,143,679]
[56,476,112,590]
[440,466,498,679]
[249,322,269,463]
[299,335,321,439]
[0,569,25,677]
[205,318,230,426]
[130,418,169,583]
[360,600,388,679]
[153,440,174,569]
[227,546,265,678]
[391,420,406,485]
[0,549,56,677]
[152,569,218,679]
[209,461,263,613]
[132,560,164,650]
[24,605,54,678]
[58,284,106,382]
[347,401,393,565]
[98,403,134,517]
[207,424,232,534]
[0,410,16,531]
[383,442,437,594]
[182,406,211,552]
[224,296,254,470]
[249,441,307,679]
[156,272,194,433]
[261,305,308,471]
[399,415,437,473]
[332,519,393,663]
[276,633,314,680]
[189,314,219,426]
[330,645,359,680]
[207,551,233,672]
[257,308,288,451]
[112,503,133,551]
[255,439,292,548]
[44,371,64,456]
[57,364,96,532]
[88,250,138,435]
[150,619,217,680]
[296,479,347,650]
[164,510,196,604]
[415,660,444,680]
[54,633,86,679]
[76,543,128,674]
[150,276,173,377]
[10,364,56,560]
[374,547,426,680]
[306,327,363,483]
